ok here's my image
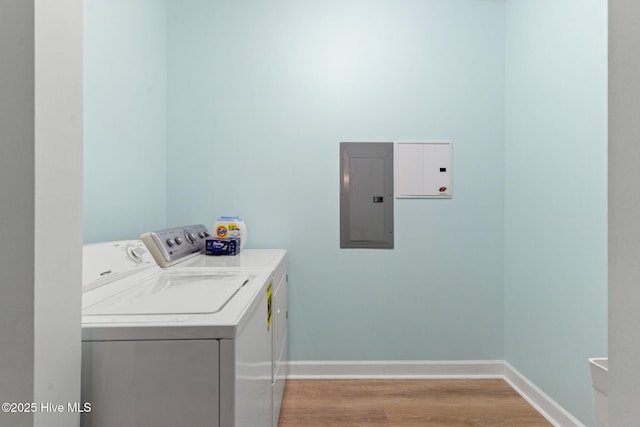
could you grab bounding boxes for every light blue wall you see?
[503,1,608,425]
[82,0,608,423]
[166,0,506,360]
[83,0,168,243]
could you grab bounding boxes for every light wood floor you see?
[278,379,552,426]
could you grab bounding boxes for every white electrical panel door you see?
[395,141,452,198]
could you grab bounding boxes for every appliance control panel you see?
[140,224,211,268]
[83,240,156,291]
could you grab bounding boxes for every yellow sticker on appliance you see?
[267,281,272,330]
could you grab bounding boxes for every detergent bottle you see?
[214,216,247,250]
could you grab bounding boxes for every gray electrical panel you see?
[340,142,394,249]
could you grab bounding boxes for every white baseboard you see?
[503,361,585,427]
[285,360,584,427]
[287,360,504,379]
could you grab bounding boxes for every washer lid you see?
[82,270,253,316]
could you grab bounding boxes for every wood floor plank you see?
[278,379,552,426]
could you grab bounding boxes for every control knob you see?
[127,246,146,263]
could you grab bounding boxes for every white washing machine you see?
[81,238,274,427]
[140,225,288,427]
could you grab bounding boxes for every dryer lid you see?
[176,249,284,269]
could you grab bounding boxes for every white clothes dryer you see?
[141,225,288,427]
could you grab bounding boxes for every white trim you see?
[287,360,503,379]
[503,362,585,427]
[285,360,584,427]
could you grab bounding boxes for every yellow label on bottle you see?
[228,223,240,237]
